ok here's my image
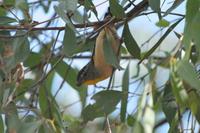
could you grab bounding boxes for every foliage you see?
[0,0,199,132]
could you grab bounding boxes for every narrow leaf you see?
[109,0,125,19]
[0,115,4,133]
[120,65,129,122]
[183,1,200,51]
[123,23,141,59]
[177,60,200,90]
[63,24,77,56]
[148,0,160,12]
[103,33,122,69]
[162,83,178,124]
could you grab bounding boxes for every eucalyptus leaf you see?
[123,23,141,59]
[120,65,129,122]
[103,32,122,69]
[177,60,200,90]
[148,0,160,12]
[109,0,125,19]
[63,24,77,56]
[82,90,122,122]
[183,1,200,52]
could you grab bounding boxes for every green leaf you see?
[170,61,188,106]
[0,16,17,25]
[39,85,52,118]
[177,60,200,90]
[139,18,183,64]
[39,71,55,118]
[75,38,95,54]
[82,104,104,122]
[109,0,125,19]
[84,0,98,16]
[148,0,160,12]
[63,24,77,56]
[183,1,200,53]
[127,115,135,126]
[123,23,141,59]
[39,72,66,132]
[0,115,4,133]
[120,65,129,122]
[92,90,122,113]
[16,79,34,100]
[162,83,177,124]
[103,33,122,69]
[24,52,42,67]
[156,19,170,27]
[187,91,200,123]
[82,90,122,122]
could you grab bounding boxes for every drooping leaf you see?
[84,0,98,16]
[109,0,125,19]
[82,104,104,122]
[63,24,77,56]
[82,90,122,122]
[177,60,200,90]
[183,1,200,53]
[24,52,42,68]
[103,32,122,69]
[187,90,200,123]
[120,65,129,122]
[92,90,122,112]
[148,0,160,12]
[123,22,141,59]
[38,71,55,118]
[170,59,188,106]
[0,115,4,133]
[39,71,66,132]
[162,83,178,125]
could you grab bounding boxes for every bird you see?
[76,19,120,86]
